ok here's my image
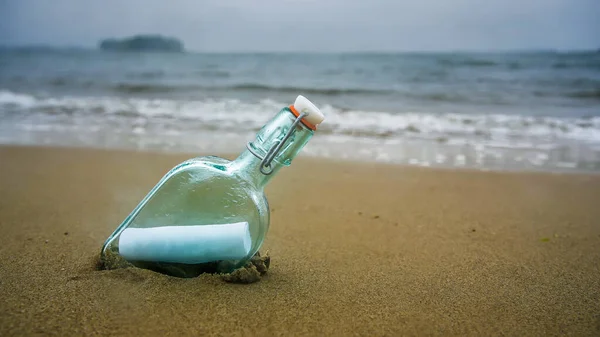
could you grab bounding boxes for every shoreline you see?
[1,142,598,176]
[1,145,599,335]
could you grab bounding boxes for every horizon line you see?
[1,43,598,54]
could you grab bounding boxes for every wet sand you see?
[0,145,599,336]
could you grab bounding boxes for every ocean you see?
[1,48,599,172]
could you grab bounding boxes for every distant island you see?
[98,35,184,52]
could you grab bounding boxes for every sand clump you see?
[99,248,134,270]
[222,251,270,284]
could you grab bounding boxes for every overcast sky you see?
[0,0,598,52]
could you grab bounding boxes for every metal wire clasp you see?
[246,112,308,175]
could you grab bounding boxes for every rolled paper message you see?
[118,222,252,264]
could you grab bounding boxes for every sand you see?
[0,145,599,336]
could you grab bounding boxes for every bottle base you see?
[99,249,269,279]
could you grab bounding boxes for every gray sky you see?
[1,0,598,52]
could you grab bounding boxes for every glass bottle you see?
[101,95,324,278]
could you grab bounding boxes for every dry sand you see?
[0,145,599,336]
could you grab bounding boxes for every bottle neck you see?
[230,149,280,188]
[230,107,314,189]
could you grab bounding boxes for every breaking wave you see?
[2,90,599,144]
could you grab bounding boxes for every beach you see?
[0,145,599,336]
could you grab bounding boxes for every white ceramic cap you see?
[293,95,325,126]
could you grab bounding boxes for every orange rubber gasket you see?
[289,105,317,131]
